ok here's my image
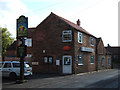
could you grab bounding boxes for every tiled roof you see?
[51,12,95,37]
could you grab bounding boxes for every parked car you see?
[0,61,32,79]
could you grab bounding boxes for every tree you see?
[0,27,14,61]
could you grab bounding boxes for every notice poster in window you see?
[56,60,60,66]
[64,57,70,65]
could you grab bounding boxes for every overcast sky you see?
[0,0,119,46]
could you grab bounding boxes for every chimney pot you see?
[77,19,80,26]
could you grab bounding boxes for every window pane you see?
[0,63,3,68]
[64,57,71,65]
[62,30,72,42]
[49,57,53,63]
[13,63,20,67]
[108,58,111,65]
[91,38,94,46]
[4,63,11,68]
[25,39,32,47]
[78,55,83,65]
[78,32,83,43]
[44,57,48,63]
[91,55,94,64]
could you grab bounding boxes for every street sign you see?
[17,15,28,38]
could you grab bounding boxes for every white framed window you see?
[48,57,53,64]
[101,58,104,66]
[26,54,32,58]
[62,30,72,42]
[78,55,83,65]
[44,57,48,63]
[90,37,94,46]
[91,55,94,64]
[78,32,83,43]
[25,38,32,47]
[108,58,111,65]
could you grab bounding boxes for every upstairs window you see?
[62,30,72,42]
[78,32,83,43]
[25,38,32,47]
[91,37,94,46]
[91,55,94,64]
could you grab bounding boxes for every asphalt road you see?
[2,69,120,89]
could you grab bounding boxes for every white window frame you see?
[62,30,72,42]
[26,54,32,58]
[78,32,83,43]
[90,55,94,64]
[44,57,48,63]
[48,57,53,64]
[25,38,32,47]
[90,37,94,46]
[78,55,83,65]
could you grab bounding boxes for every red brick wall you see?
[97,39,106,55]
[32,13,75,73]
[74,30,96,73]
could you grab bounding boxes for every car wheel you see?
[9,72,17,80]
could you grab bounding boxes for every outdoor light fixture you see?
[43,50,46,53]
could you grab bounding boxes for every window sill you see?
[90,63,94,64]
[78,41,83,44]
[78,64,83,66]
[62,40,72,42]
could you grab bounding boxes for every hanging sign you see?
[17,15,28,38]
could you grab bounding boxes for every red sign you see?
[63,46,71,51]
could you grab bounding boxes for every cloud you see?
[0,0,28,38]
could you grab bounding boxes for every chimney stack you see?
[77,19,80,26]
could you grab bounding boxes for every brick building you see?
[96,38,111,70]
[106,45,120,68]
[32,12,97,74]
[5,12,112,74]
[5,28,35,64]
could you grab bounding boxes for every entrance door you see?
[63,56,72,74]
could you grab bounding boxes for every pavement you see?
[2,69,120,89]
